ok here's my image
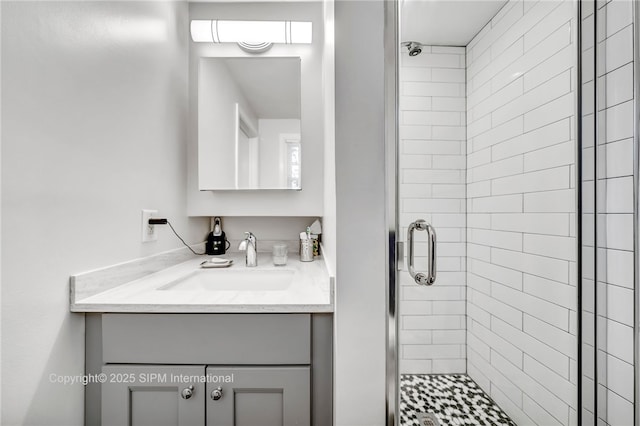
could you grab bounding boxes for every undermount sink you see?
[158,269,295,292]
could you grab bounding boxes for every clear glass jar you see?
[272,243,288,266]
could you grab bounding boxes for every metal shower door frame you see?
[383,0,400,424]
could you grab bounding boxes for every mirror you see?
[198,57,302,190]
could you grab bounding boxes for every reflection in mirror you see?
[198,57,302,190]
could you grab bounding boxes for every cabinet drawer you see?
[102,314,310,364]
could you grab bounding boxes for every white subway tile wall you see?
[399,46,467,374]
[466,0,579,425]
[398,1,634,423]
[586,0,636,424]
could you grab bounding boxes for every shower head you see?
[402,41,423,57]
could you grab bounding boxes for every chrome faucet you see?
[238,232,257,267]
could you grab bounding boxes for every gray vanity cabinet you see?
[86,313,332,426]
[101,365,205,426]
[206,366,310,426]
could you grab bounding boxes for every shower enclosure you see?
[386,0,639,425]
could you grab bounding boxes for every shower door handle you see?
[407,219,436,285]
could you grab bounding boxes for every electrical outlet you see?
[141,210,158,242]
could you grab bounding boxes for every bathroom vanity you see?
[71,251,333,426]
[86,313,331,426]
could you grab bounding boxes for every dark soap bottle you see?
[206,217,226,255]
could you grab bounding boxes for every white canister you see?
[300,238,314,262]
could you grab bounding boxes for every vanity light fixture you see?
[190,20,312,53]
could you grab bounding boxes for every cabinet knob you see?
[181,385,194,400]
[211,387,223,401]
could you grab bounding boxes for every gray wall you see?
[1,2,208,424]
[334,1,387,424]
[321,0,336,277]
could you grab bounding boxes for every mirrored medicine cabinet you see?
[197,57,302,191]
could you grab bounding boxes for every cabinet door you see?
[206,366,310,426]
[102,365,205,426]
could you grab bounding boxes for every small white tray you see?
[200,258,233,268]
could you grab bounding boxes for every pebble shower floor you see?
[400,374,517,426]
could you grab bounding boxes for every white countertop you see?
[71,252,333,313]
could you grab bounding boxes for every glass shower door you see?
[395,36,473,425]
[392,0,592,425]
